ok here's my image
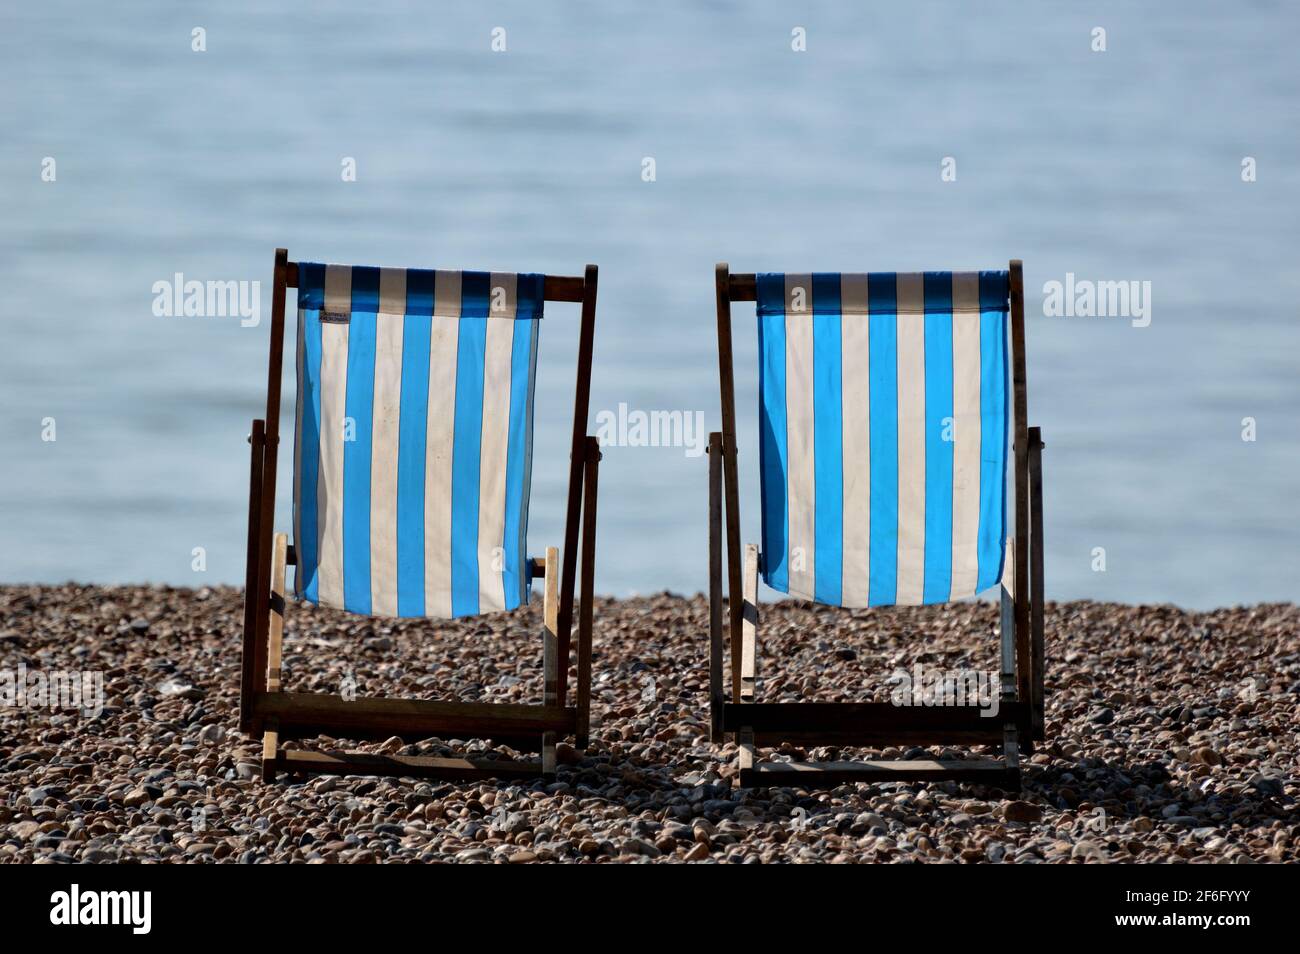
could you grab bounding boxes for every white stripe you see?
[293,307,305,598]
[840,275,870,315]
[949,273,983,599]
[894,272,926,605]
[369,268,405,616]
[433,269,465,319]
[424,271,461,617]
[1002,537,1015,598]
[489,271,518,319]
[378,266,406,316]
[478,275,518,611]
[316,265,352,609]
[840,273,871,607]
[784,274,816,601]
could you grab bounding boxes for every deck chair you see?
[708,262,1046,789]
[239,249,601,783]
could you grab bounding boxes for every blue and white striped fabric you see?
[756,271,1009,607]
[293,263,542,619]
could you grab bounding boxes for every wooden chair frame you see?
[239,248,601,783]
[709,261,1046,789]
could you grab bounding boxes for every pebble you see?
[1002,801,1043,824]
[123,788,156,808]
[11,821,41,840]
[1192,747,1224,767]
[853,812,887,834]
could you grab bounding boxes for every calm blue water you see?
[2,2,1297,608]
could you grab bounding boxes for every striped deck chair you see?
[239,249,601,783]
[708,261,1046,789]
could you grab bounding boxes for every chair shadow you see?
[1018,755,1290,829]
[540,748,1290,837]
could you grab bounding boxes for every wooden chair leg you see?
[266,533,287,692]
[542,546,560,778]
[239,419,266,736]
[260,533,288,782]
[261,719,279,783]
[740,544,758,705]
[738,727,755,776]
[737,544,759,782]
[1000,573,1016,703]
[1002,720,1022,791]
[1029,427,1046,739]
[575,437,599,750]
[708,433,724,742]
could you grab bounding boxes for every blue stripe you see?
[297,263,325,310]
[756,273,788,593]
[519,305,541,597]
[350,265,380,315]
[516,274,545,320]
[979,270,1010,312]
[866,273,898,606]
[296,263,325,603]
[755,272,786,317]
[922,272,955,604]
[450,272,489,616]
[340,268,379,614]
[502,276,542,610]
[460,271,490,318]
[977,271,1010,592]
[405,266,435,318]
[811,273,842,605]
[291,308,305,597]
[395,270,434,616]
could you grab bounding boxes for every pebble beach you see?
[1,585,1295,864]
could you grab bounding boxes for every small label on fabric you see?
[320,310,351,324]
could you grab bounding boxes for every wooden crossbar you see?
[722,701,1031,747]
[727,274,758,301]
[274,750,544,782]
[742,758,1020,789]
[255,692,575,741]
[281,262,587,302]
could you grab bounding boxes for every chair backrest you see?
[754,271,1010,607]
[293,263,543,619]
